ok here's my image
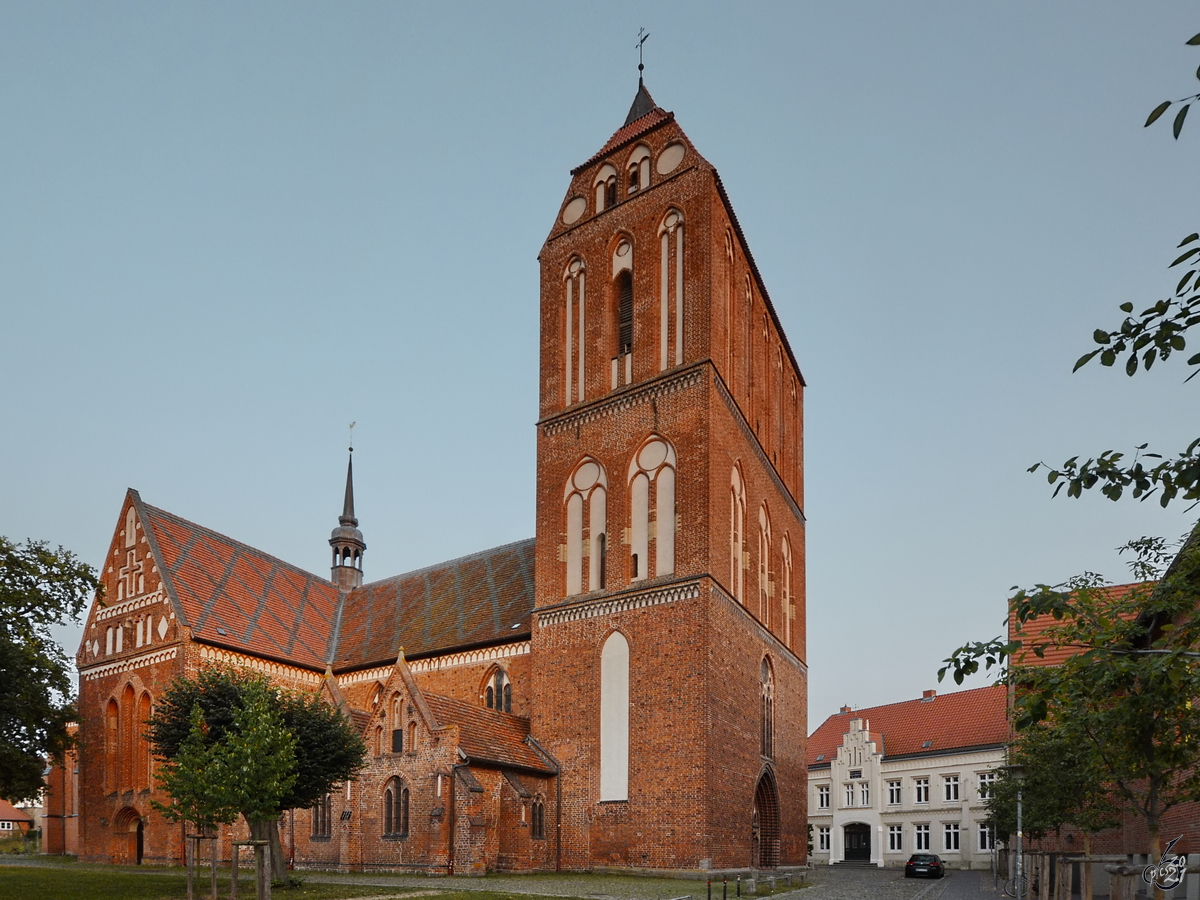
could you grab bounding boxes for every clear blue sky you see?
[2,3,1197,727]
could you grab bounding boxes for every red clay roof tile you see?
[807,685,1008,767]
[425,693,552,774]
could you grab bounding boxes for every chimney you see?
[922,689,936,701]
[840,705,852,714]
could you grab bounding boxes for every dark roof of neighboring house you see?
[0,800,32,823]
[331,539,536,671]
[807,685,1008,768]
[139,498,340,669]
[425,694,554,774]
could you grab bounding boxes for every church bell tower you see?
[530,79,808,870]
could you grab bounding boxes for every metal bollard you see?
[723,875,727,900]
[708,879,712,900]
[737,874,741,897]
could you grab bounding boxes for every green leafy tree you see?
[147,668,364,881]
[1028,33,1200,507]
[943,529,1200,864]
[0,537,100,802]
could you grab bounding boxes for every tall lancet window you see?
[761,657,775,759]
[758,504,773,628]
[725,231,736,389]
[730,466,746,602]
[611,239,634,388]
[594,164,617,213]
[564,458,608,596]
[627,435,677,581]
[599,631,630,801]
[658,209,685,370]
[563,257,586,406]
[782,535,794,649]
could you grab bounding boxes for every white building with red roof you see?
[807,685,1007,870]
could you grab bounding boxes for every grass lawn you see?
[0,864,560,900]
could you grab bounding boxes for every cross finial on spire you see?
[636,28,650,84]
[348,420,355,452]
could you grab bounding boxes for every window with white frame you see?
[915,824,929,850]
[943,822,960,851]
[914,777,929,803]
[887,780,901,805]
[844,784,854,806]
[818,826,830,851]
[888,824,903,852]
[979,823,995,851]
[859,783,869,806]
[817,785,830,809]
[944,775,960,802]
[978,771,997,800]
[0,822,12,831]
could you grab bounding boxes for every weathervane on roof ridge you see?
[349,421,355,453]
[636,28,650,84]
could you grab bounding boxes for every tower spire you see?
[329,439,365,591]
[341,449,357,526]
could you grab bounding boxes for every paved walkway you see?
[798,866,1001,900]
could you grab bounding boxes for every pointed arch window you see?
[311,793,332,839]
[121,683,136,792]
[758,504,773,628]
[626,144,650,195]
[594,164,618,212]
[730,466,746,602]
[782,536,794,649]
[531,796,546,840]
[484,668,512,713]
[105,698,119,794]
[563,257,586,406]
[600,632,630,801]
[383,777,409,838]
[564,458,608,595]
[627,436,677,581]
[611,239,634,387]
[136,691,152,791]
[659,209,684,370]
[390,694,403,753]
[761,658,775,759]
[725,230,737,389]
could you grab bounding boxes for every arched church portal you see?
[751,770,780,868]
[112,806,144,865]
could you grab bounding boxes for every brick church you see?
[73,80,809,873]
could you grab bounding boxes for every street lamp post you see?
[1003,763,1027,900]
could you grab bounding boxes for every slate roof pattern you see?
[139,500,339,669]
[331,538,536,671]
[425,693,553,774]
[806,685,1008,768]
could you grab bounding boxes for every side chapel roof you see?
[424,693,555,774]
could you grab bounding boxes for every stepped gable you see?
[807,685,1007,767]
[331,538,536,671]
[424,693,554,774]
[138,499,338,669]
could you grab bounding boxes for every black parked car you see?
[904,853,945,878]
